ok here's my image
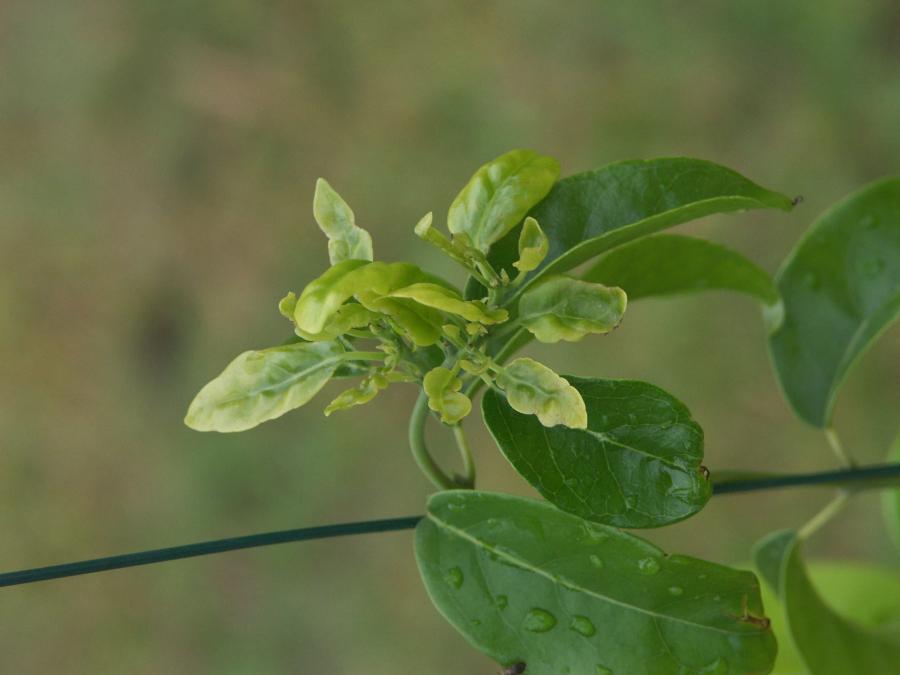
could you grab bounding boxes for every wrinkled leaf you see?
[484,377,710,528]
[389,283,507,324]
[324,374,387,416]
[514,216,549,274]
[584,233,783,330]
[467,157,793,300]
[185,341,344,432]
[494,358,586,429]
[362,295,445,346]
[754,530,900,674]
[416,491,776,675]
[448,149,560,253]
[423,367,471,424]
[769,177,900,427]
[517,275,627,343]
[313,178,374,264]
[295,303,377,341]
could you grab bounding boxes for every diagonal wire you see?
[2,463,900,589]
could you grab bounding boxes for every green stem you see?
[825,427,854,467]
[408,391,460,491]
[451,424,476,489]
[798,491,850,539]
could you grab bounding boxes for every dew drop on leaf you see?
[522,608,557,633]
[443,566,464,589]
[637,557,660,575]
[569,615,597,637]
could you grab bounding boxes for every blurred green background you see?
[1,1,898,673]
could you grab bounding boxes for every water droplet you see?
[596,666,613,675]
[446,500,465,511]
[569,615,596,637]
[522,608,557,633]
[863,258,884,277]
[443,567,463,589]
[589,554,604,570]
[637,557,660,575]
[494,594,509,610]
[668,586,684,596]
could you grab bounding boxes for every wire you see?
[2,463,900,590]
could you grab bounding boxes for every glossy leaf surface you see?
[769,177,900,427]
[754,530,900,674]
[584,233,783,329]
[517,275,627,343]
[185,341,344,432]
[313,178,374,264]
[416,491,776,675]
[468,157,793,300]
[494,358,587,429]
[483,377,710,528]
[448,149,560,253]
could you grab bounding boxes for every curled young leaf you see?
[518,275,627,343]
[362,295,445,346]
[448,149,560,253]
[416,491,777,675]
[185,341,345,432]
[513,216,549,274]
[389,283,507,324]
[294,303,378,341]
[495,357,586,429]
[313,178,374,264]
[423,367,472,425]
[324,374,387,416]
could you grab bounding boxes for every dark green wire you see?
[2,463,900,590]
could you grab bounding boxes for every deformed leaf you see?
[416,491,777,675]
[313,178,374,264]
[513,216,549,273]
[423,367,471,424]
[389,283,507,324]
[754,530,900,674]
[483,377,710,528]
[294,303,377,341]
[517,275,627,343]
[448,149,560,253]
[324,374,386,416]
[584,233,784,330]
[769,177,900,427]
[185,341,345,432]
[494,357,587,429]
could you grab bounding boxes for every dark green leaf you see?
[482,377,710,528]
[769,177,900,427]
[754,530,900,675]
[416,491,776,675]
[583,233,783,329]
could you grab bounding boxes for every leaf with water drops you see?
[754,530,900,674]
[494,358,587,429]
[448,149,560,253]
[313,178,374,264]
[768,177,900,427]
[583,233,784,330]
[184,341,345,432]
[416,491,776,675]
[517,275,627,343]
[483,377,710,528]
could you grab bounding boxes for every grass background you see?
[1,1,898,672]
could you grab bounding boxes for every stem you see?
[452,424,476,488]
[339,351,384,362]
[825,427,854,467]
[798,492,850,539]
[408,391,459,491]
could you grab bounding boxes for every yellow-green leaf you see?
[389,283,507,324]
[495,357,587,428]
[518,275,627,343]
[423,367,472,424]
[313,178,373,264]
[513,216,549,273]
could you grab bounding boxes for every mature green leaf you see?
[423,367,471,424]
[494,358,587,429]
[882,433,900,555]
[769,177,900,427]
[754,530,900,674]
[514,216,549,273]
[517,275,627,343]
[389,283,507,324]
[448,149,560,253]
[313,178,374,264]
[416,491,776,675]
[466,157,793,300]
[483,377,710,528]
[584,233,783,330]
[185,341,344,432]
